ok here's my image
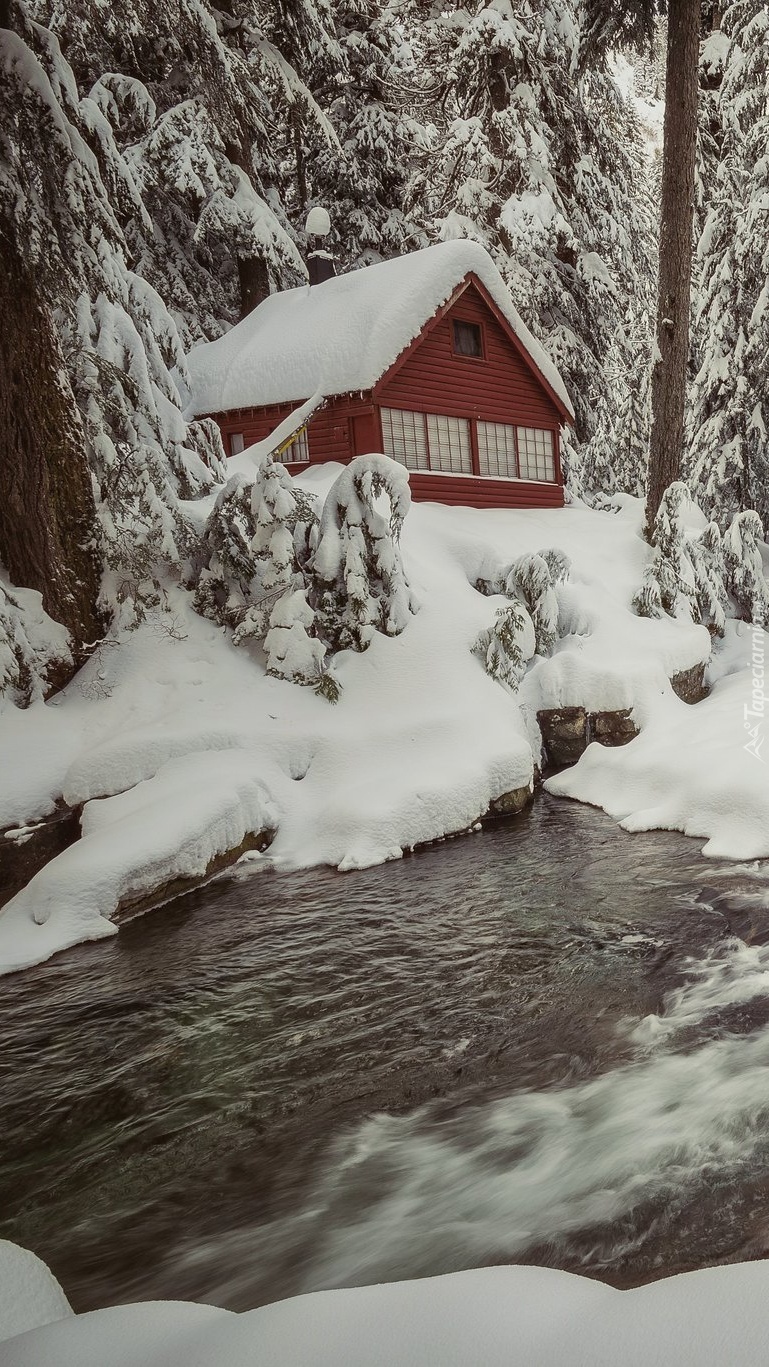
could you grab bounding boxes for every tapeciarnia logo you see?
[744,624,766,762]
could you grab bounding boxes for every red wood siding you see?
[376,282,562,431]
[408,472,565,510]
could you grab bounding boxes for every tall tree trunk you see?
[237,253,269,318]
[0,238,103,678]
[646,0,701,537]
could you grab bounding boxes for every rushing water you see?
[3,795,769,1312]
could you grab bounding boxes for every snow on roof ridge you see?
[182,238,574,421]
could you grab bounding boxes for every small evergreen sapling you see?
[506,550,570,656]
[688,522,727,637]
[634,482,698,620]
[474,601,530,692]
[309,454,415,652]
[723,510,769,626]
[263,588,327,685]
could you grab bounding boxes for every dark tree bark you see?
[646,0,701,536]
[0,238,104,680]
[237,252,270,318]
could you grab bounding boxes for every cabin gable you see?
[375,279,564,429]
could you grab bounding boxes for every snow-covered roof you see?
[182,239,574,421]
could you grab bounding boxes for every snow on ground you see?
[0,476,760,976]
[7,1247,769,1367]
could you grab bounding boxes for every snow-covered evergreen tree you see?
[310,0,428,268]
[688,521,727,637]
[309,454,415,652]
[474,601,531,692]
[634,482,698,620]
[506,550,570,656]
[195,460,318,637]
[688,2,769,528]
[413,0,656,493]
[723,510,769,627]
[263,588,327,685]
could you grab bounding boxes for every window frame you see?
[450,317,485,362]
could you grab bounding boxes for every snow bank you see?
[0,1240,71,1344]
[0,753,277,974]
[0,488,759,976]
[8,1255,769,1366]
[547,622,769,859]
[181,239,574,419]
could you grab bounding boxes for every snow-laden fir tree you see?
[723,510,769,627]
[1,6,234,695]
[634,482,698,620]
[309,0,428,269]
[688,2,769,528]
[474,600,531,691]
[263,588,328,687]
[506,550,570,656]
[412,0,656,493]
[688,521,727,636]
[309,454,415,652]
[195,460,318,637]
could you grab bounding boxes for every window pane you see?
[426,413,472,474]
[230,432,245,456]
[516,427,555,481]
[453,321,482,357]
[380,407,429,469]
[477,420,518,478]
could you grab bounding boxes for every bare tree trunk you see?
[0,238,103,678]
[646,0,701,537]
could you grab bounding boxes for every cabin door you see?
[352,412,379,457]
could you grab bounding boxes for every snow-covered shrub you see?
[194,475,258,628]
[688,522,728,637]
[723,510,769,626]
[506,550,570,656]
[474,601,530,692]
[0,580,72,708]
[263,588,327,685]
[634,483,698,621]
[195,460,319,636]
[309,454,415,652]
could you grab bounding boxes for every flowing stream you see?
[3,795,769,1312]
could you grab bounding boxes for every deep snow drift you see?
[0,472,764,975]
[6,1239,769,1367]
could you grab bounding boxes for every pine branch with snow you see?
[473,601,529,692]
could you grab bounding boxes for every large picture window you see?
[380,408,557,482]
[426,414,472,473]
[477,420,517,478]
[381,407,471,474]
[517,427,555,481]
[380,407,429,469]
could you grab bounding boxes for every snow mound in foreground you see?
[6,1253,769,1366]
[0,1240,72,1344]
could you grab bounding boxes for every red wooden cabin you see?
[183,240,573,509]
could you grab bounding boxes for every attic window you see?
[452,320,483,358]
